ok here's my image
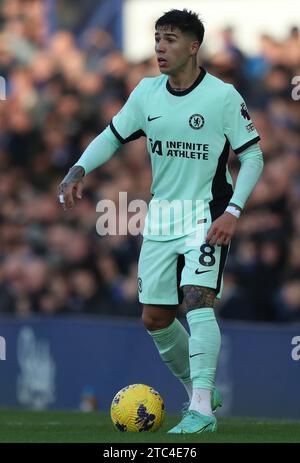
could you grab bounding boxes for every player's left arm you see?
[206,85,264,246]
[206,143,263,245]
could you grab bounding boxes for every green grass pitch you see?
[0,409,299,443]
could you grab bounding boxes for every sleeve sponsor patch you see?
[240,102,251,120]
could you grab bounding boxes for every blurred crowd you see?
[0,0,300,322]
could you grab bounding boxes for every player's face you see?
[155,26,198,75]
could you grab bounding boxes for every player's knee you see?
[183,285,216,312]
[142,313,170,331]
[142,306,176,331]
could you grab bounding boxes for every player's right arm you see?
[58,81,145,210]
[58,128,121,210]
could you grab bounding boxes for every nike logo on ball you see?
[148,115,162,121]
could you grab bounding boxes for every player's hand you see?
[58,166,85,210]
[206,212,238,246]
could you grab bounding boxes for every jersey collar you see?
[166,67,207,96]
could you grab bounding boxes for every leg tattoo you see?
[183,285,216,311]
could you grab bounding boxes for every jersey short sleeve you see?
[223,85,260,154]
[110,81,146,144]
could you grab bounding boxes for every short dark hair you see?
[155,9,205,45]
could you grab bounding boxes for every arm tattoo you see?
[59,166,85,193]
[183,285,216,311]
[62,166,85,183]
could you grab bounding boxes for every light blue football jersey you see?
[107,68,260,240]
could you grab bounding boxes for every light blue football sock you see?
[148,319,191,395]
[187,308,221,390]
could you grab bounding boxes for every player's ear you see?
[190,40,200,57]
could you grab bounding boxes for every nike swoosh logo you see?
[189,353,204,358]
[195,269,212,275]
[198,423,211,433]
[148,115,162,122]
[183,423,211,434]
